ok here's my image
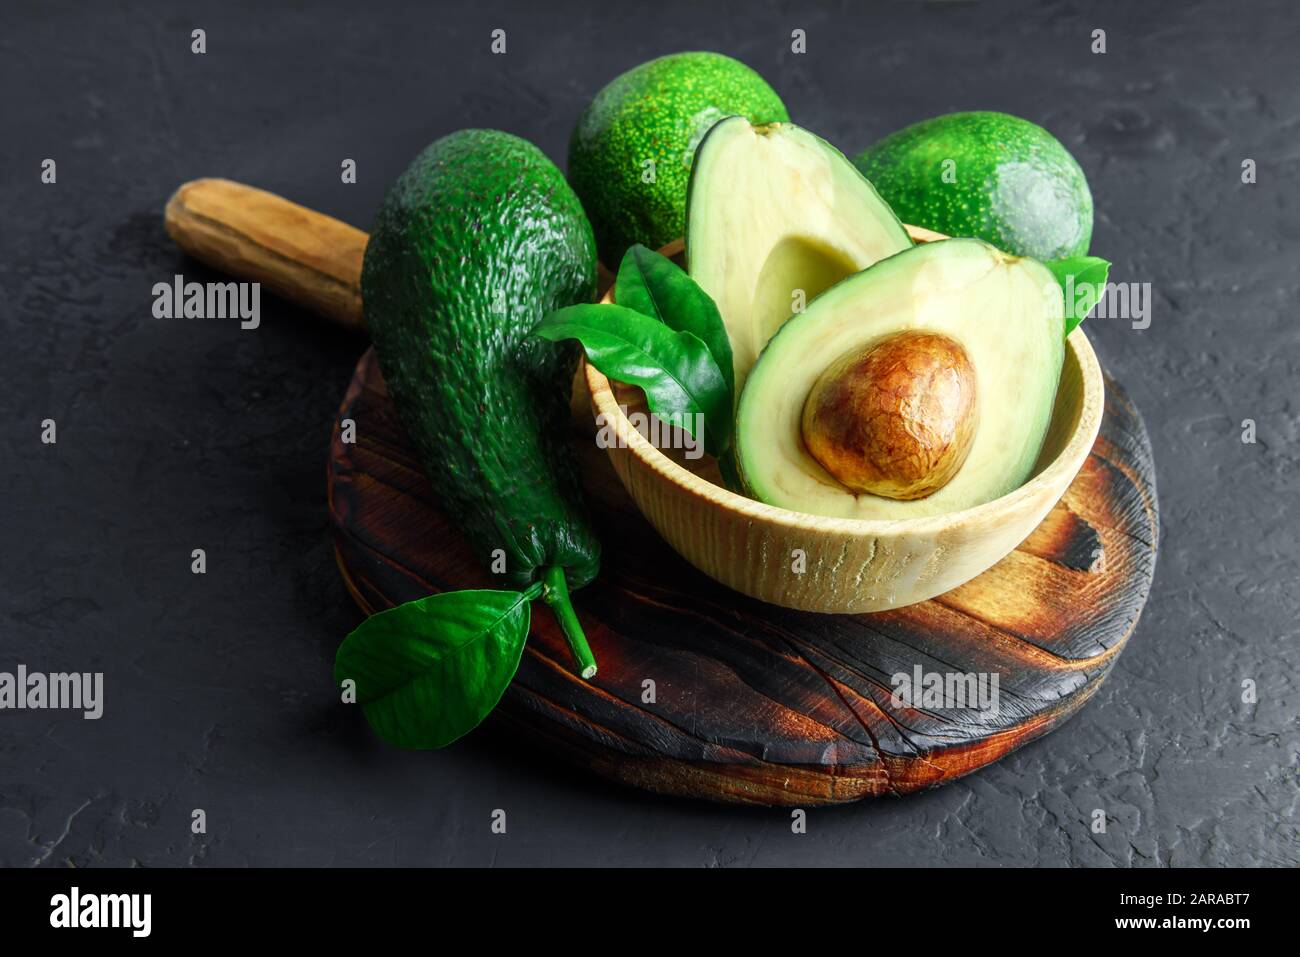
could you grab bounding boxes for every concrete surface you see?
[0,0,1295,866]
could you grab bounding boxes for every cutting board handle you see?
[164,178,368,332]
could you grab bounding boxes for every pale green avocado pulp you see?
[567,52,789,267]
[686,116,912,394]
[735,238,1065,520]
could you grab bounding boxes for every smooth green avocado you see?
[568,51,789,266]
[361,129,600,592]
[854,111,1093,260]
[686,116,912,394]
[735,238,1066,520]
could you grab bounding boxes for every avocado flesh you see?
[568,52,789,267]
[686,117,912,393]
[736,238,1065,520]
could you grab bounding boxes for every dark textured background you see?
[1,0,1296,867]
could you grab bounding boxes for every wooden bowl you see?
[583,229,1105,613]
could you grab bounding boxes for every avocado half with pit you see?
[735,238,1065,520]
[686,116,912,392]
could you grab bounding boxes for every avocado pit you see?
[800,330,978,500]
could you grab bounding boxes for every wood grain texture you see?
[328,348,1159,806]
[586,233,1106,614]
[164,178,367,331]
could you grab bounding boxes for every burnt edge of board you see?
[327,348,1158,806]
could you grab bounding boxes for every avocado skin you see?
[568,51,789,266]
[362,129,600,591]
[734,239,1065,520]
[684,116,912,392]
[854,111,1093,260]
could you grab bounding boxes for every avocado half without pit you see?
[685,115,913,392]
[735,238,1066,521]
[801,331,979,501]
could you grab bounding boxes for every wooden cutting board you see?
[328,348,1158,806]
[156,179,1158,803]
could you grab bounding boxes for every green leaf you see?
[615,244,736,399]
[537,304,732,456]
[1046,256,1111,335]
[333,588,534,749]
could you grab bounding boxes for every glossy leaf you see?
[1047,256,1111,335]
[615,244,736,399]
[333,588,535,749]
[537,304,733,456]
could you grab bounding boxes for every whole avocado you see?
[361,129,600,592]
[854,111,1093,260]
[568,51,789,266]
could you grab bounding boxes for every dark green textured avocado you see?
[854,111,1093,260]
[568,51,789,266]
[361,129,600,592]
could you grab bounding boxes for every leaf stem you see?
[540,565,597,680]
